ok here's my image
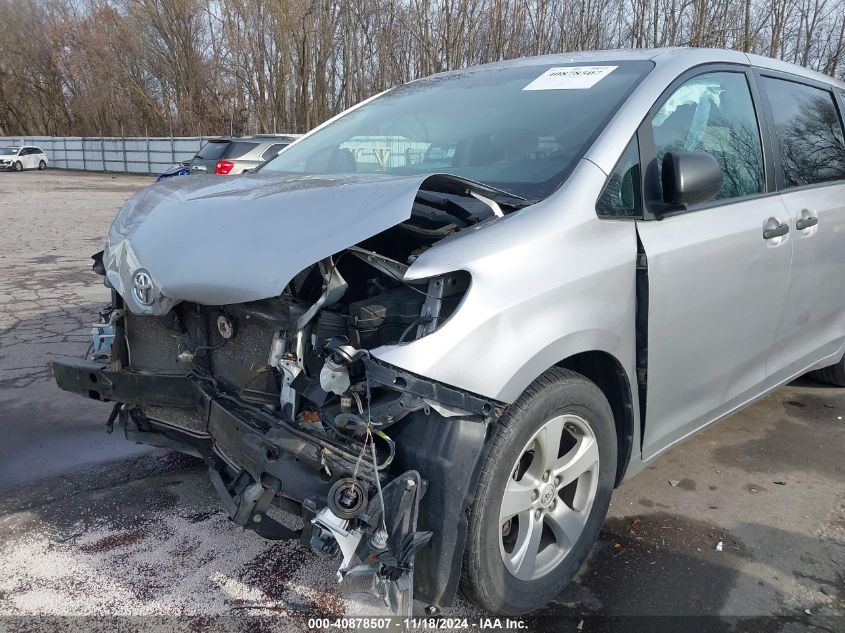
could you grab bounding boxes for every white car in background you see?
[0,146,48,171]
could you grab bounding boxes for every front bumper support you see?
[51,354,499,611]
[50,355,334,512]
[51,357,196,406]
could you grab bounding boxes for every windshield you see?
[0,147,18,155]
[261,61,652,199]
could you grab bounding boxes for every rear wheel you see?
[810,355,845,386]
[38,160,46,170]
[461,368,616,615]
[13,161,22,172]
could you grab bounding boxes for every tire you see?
[13,161,22,172]
[810,356,845,386]
[38,160,46,170]
[461,367,617,615]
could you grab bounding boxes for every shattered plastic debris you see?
[715,541,723,552]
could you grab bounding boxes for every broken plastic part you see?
[347,246,409,281]
[329,470,430,617]
[295,258,348,331]
[311,507,364,579]
[320,357,351,395]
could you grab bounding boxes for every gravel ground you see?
[0,170,842,632]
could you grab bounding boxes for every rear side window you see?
[224,142,259,159]
[196,141,230,160]
[762,77,845,188]
[650,71,765,202]
[260,143,287,161]
[597,137,641,217]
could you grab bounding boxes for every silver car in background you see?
[52,48,845,616]
[190,134,299,175]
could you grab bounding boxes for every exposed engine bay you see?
[52,175,530,615]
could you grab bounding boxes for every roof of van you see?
[435,47,845,90]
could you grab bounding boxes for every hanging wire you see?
[366,374,388,533]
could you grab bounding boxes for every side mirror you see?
[660,151,723,212]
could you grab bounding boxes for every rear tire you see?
[810,356,845,386]
[13,161,22,172]
[38,160,46,170]
[461,367,616,615]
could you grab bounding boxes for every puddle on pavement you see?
[713,417,843,480]
[538,512,749,620]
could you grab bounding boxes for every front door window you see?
[650,72,765,202]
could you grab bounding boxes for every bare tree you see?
[1,0,843,137]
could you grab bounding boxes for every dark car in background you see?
[190,135,299,175]
[155,160,191,182]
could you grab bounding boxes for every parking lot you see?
[0,170,842,630]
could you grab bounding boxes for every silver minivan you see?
[52,48,845,616]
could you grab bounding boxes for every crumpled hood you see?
[105,172,435,315]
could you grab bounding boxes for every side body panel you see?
[756,73,845,381]
[635,197,794,458]
[768,182,845,379]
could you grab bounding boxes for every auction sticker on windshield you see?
[523,65,617,90]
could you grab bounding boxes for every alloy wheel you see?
[498,413,600,581]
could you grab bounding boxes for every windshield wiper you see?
[421,174,539,211]
[414,190,477,225]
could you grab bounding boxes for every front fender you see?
[372,160,638,403]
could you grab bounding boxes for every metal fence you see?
[0,136,209,175]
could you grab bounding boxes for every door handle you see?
[796,216,818,230]
[763,223,789,240]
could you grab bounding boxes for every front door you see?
[635,68,793,459]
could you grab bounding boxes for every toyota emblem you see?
[132,269,154,306]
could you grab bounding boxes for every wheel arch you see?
[556,350,635,487]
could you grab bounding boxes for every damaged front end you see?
[52,172,523,614]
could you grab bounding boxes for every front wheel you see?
[13,161,22,172]
[461,368,617,615]
[38,160,46,170]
